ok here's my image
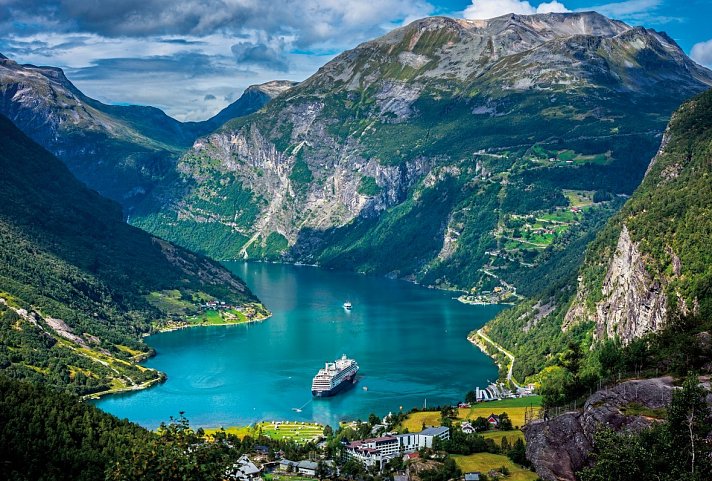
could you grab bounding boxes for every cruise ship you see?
[311,355,359,397]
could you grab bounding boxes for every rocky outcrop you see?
[525,377,675,481]
[563,225,668,343]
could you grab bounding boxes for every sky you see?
[1,0,711,121]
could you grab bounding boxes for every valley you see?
[1,6,712,481]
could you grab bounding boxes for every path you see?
[473,328,521,390]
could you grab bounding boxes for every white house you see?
[226,455,262,481]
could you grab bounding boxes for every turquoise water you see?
[94,263,502,428]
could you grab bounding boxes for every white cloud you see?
[537,1,570,14]
[463,1,570,20]
[691,39,712,68]
[0,0,437,120]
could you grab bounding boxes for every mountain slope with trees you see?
[0,114,266,395]
[0,53,293,212]
[484,89,712,405]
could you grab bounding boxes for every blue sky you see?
[2,0,711,121]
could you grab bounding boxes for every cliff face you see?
[483,89,712,385]
[525,377,676,481]
[561,90,712,347]
[563,225,668,342]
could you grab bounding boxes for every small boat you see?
[362,386,368,391]
[343,301,352,310]
[292,408,302,413]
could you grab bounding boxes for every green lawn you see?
[481,430,525,446]
[186,309,249,326]
[563,190,594,208]
[202,421,323,444]
[401,396,542,432]
[266,475,315,481]
[452,453,537,481]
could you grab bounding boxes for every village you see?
[212,388,543,481]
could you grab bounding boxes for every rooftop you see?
[419,426,450,436]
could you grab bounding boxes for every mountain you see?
[201,80,297,131]
[0,114,267,395]
[0,54,292,211]
[130,12,712,297]
[484,88,712,386]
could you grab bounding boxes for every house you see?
[394,474,409,481]
[225,455,262,481]
[487,414,500,428]
[460,422,476,434]
[464,473,481,481]
[297,460,319,476]
[254,445,270,455]
[278,460,299,473]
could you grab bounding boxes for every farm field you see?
[453,453,538,481]
[400,396,542,432]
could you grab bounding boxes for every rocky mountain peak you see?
[299,11,710,95]
[246,80,297,98]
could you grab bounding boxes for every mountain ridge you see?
[131,12,712,298]
[0,54,292,211]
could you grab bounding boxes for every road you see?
[475,328,521,390]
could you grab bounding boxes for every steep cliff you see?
[132,12,712,296]
[563,90,712,342]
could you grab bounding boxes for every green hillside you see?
[484,89,712,404]
[0,114,266,395]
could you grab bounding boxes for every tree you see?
[580,375,712,481]
[507,438,529,466]
[316,460,329,479]
[368,413,380,426]
[498,413,513,431]
[473,417,490,432]
[323,424,334,438]
[666,375,712,477]
[465,390,477,404]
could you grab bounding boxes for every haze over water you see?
[94,263,502,428]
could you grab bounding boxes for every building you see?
[464,473,481,481]
[226,455,262,481]
[460,421,476,434]
[297,460,318,476]
[345,426,450,469]
[487,414,500,428]
[279,459,331,477]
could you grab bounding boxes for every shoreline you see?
[468,328,519,389]
[95,313,272,401]
[151,313,272,334]
[83,373,166,401]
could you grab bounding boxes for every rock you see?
[564,225,668,344]
[524,412,591,481]
[525,377,675,481]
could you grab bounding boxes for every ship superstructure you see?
[311,354,359,397]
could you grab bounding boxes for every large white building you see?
[346,427,450,468]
